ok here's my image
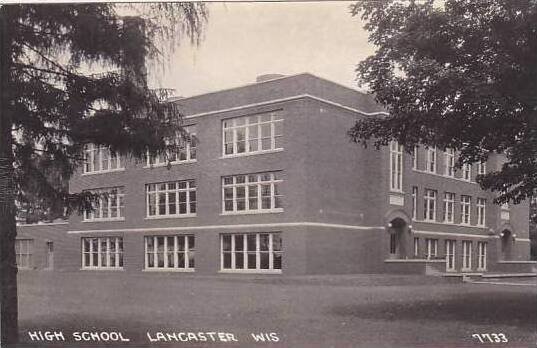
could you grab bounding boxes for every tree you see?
[0,3,206,344]
[348,0,537,204]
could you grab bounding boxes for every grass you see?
[15,272,537,348]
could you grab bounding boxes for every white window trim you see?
[411,168,479,184]
[477,162,487,175]
[389,141,403,192]
[412,146,418,170]
[145,126,197,167]
[477,241,487,271]
[443,192,455,224]
[83,187,125,222]
[423,189,437,222]
[144,235,195,271]
[461,195,472,225]
[425,239,438,260]
[425,147,437,173]
[146,180,197,218]
[476,198,486,227]
[462,240,473,271]
[462,163,472,181]
[445,240,456,271]
[83,144,124,175]
[222,112,283,157]
[222,172,283,214]
[413,237,419,257]
[444,149,455,177]
[81,237,123,270]
[220,233,282,273]
[411,187,418,220]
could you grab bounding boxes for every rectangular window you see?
[15,239,33,269]
[476,198,486,227]
[461,195,471,225]
[221,233,282,272]
[146,180,196,218]
[444,149,455,177]
[445,240,456,271]
[144,235,195,270]
[84,144,123,174]
[462,240,472,270]
[477,241,487,270]
[413,237,419,257]
[147,125,197,166]
[83,187,125,221]
[443,192,455,223]
[389,141,403,192]
[412,146,418,170]
[426,147,436,173]
[425,238,438,259]
[423,189,437,221]
[222,172,283,214]
[223,112,283,156]
[412,186,418,220]
[462,163,471,181]
[477,161,486,175]
[81,237,123,269]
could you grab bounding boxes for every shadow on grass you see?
[329,291,537,330]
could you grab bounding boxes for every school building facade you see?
[16,73,535,276]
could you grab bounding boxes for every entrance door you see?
[445,240,456,272]
[45,241,54,270]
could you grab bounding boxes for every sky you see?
[147,1,375,97]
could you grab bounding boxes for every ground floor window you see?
[145,235,195,270]
[82,237,123,269]
[16,239,33,269]
[445,240,456,271]
[389,233,397,255]
[413,237,419,257]
[221,233,282,272]
[425,238,438,259]
[462,240,472,271]
[477,241,487,271]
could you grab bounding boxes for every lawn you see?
[14,272,537,348]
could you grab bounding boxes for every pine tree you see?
[0,3,206,344]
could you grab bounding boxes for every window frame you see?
[15,239,33,269]
[443,192,455,224]
[146,180,197,218]
[220,233,282,273]
[389,141,403,192]
[83,144,123,174]
[81,237,123,270]
[462,240,473,271]
[425,147,437,173]
[444,149,455,177]
[144,235,195,271]
[83,187,125,222]
[146,125,197,167]
[462,163,472,181]
[477,241,487,271]
[476,198,486,227]
[411,186,418,220]
[445,239,456,271]
[425,238,438,260]
[423,189,437,222]
[222,172,283,215]
[460,195,472,225]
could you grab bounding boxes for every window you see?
[413,237,419,257]
[389,141,403,192]
[461,195,471,225]
[411,187,418,220]
[223,112,283,156]
[83,187,125,221]
[221,233,282,272]
[425,238,438,259]
[147,126,197,166]
[443,192,455,223]
[477,161,486,175]
[445,240,456,271]
[15,239,33,269]
[146,180,196,218]
[426,147,436,173]
[145,235,194,270]
[84,144,123,174]
[477,242,487,270]
[462,163,471,181]
[476,198,486,227]
[462,240,472,270]
[222,172,283,213]
[412,146,418,170]
[423,189,437,221]
[82,237,123,269]
[444,149,455,177]
[389,233,397,255]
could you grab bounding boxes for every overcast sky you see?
[148,1,375,97]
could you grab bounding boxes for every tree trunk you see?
[0,6,19,346]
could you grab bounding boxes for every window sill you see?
[83,218,125,223]
[219,269,282,274]
[413,219,488,229]
[145,214,196,220]
[412,169,477,184]
[220,209,283,216]
[81,168,125,176]
[80,267,124,271]
[143,268,195,273]
[143,160,197,169]
[220,148,283,159]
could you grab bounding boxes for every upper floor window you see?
[476,198,486,226]
[82,236,123,269]
[477,161,486,175]
[423,189,437,221]
[444,149,455,177]
[223,112,283,156]
[411,186,418,220]
[426,147,437,173]
[461,195,471,224]
[16,239,33,269]
[443,192,455,224]
[147,126,197,166]
[389,141,403,192]
[462,164,471,181]
[146,180,196,218]
[412,146,418,170]
[83,187,125,222]
[222,172,283,214]
[84,144,123,174]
